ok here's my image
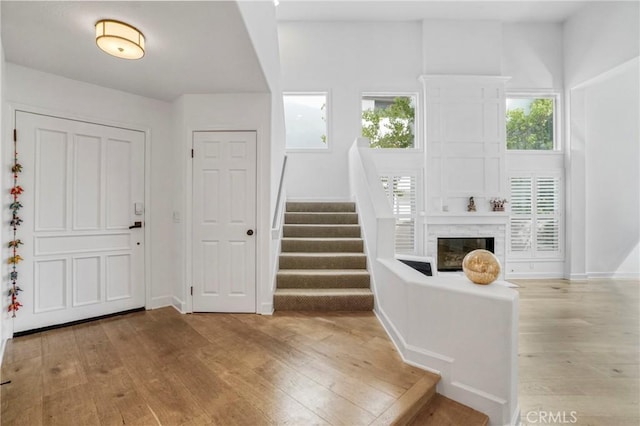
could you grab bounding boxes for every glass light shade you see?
[95,20,145,60]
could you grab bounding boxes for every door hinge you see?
[13,129,17,142]
[190,286,193,296]
[191,149,194,158]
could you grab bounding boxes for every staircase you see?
[274,201,374,311]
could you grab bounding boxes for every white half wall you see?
[4,64,175,311]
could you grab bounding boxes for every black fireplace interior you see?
[437,237,495,272]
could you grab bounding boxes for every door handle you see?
[246,229,254,236]
[129,221,143,229]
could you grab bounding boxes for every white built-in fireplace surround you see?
[420,75,511,275]
[426,213,508,278]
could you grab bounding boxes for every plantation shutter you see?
[536,177,560,252]
[380,175,417,254]
[509,177,533,253]
[509,174,562,259]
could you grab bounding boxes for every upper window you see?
[284,93,328,150]
[362,94,416,149]
[506,95,558,150]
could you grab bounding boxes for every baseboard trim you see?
[587,272,640,280]
[505,272,565,279]
[149,295,174,310]
[569,273,588,280]
[170,296,187,313]
[13,307,145,337]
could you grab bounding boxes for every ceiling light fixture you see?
[95,19,145,60]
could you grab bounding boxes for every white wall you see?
[564,1,640,278]
[279,21,423,199]
[423,19,502,75]
[4,64,176,309]
[172,94,273,313]
[585,59,639,277]
[564,1,640,89]
[502,23,564,90]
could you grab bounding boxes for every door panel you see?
[192,131,256,312]
[15,112,145,332]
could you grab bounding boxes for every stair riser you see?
[277,274,370,289]
[285,213,359,225]
[286,202,356,213]
[281,239,364,253]
[283,225,361,238]
[279,255,366,270]
[274,294,374,311]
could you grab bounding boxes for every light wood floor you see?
[0,309,437,425]
[514,278,639,426]
[2,279,638,425]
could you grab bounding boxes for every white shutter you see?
[536,177,561,253]
[380,175,417,254]
[509,174,562,259]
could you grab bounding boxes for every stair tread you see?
[278,269,369,275]
[275,288,373,295]
[409,393,489,426]
[282,237,363,241]
[280,252,366,257]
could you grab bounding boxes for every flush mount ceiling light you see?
[95,19,145,60]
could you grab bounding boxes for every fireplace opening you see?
[437,237,495,272]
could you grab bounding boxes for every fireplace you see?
[437,237,495,272]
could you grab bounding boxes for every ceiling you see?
[1,1,269,102]
[276,0,589,23]
[2,1,591,102]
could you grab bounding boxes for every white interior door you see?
[15,112,145,332]
[192,131,256,312]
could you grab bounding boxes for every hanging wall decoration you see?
[8,131,23,316]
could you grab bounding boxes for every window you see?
[506,95,558,150]
[362,94,416,149]
[380,175,417,254]
[283,93,328,150]
[509,174,562,258]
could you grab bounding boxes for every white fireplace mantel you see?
[426,212,509,225]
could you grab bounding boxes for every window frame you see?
[360,92,421,151]
[283,91,332,153]
[505,91,562,152]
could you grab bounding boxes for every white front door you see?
[15,112,145,333]
[192,131,256,312]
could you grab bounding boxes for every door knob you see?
[246,229,254,236]
[129,222,143,229]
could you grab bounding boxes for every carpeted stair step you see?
[279,253,366,270]
[286,201,356,213]
[274,288,374,311]
[285,212,359,224]
[277,269,371,289]
[283,224,361,238]
[281,237,364,253]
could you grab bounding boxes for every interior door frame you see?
[185,126,263,314]
[5,103,152,333]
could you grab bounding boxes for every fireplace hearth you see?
[437,237,495,272]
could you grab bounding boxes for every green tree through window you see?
[506,98,554,150]
[362,96,415,148]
